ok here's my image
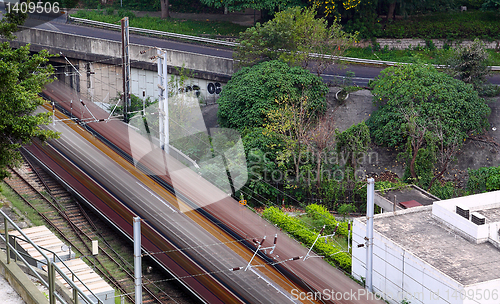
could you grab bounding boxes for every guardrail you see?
[69,16,238,47]
[1,209,100,304]
[67,16,500,71]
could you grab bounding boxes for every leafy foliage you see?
[0,10,27,39]
[234,7,357,75]
[369,11,500,39]
[446,38,491,89]
[262,206,351,271]
[0,43,58,179]
[466,166,500,194]
[482,0,500,12]
[368,63,489,188]
[305,204,349,236]
[335,122,371,168]
[72,9,247,37]
[217,60,328,131]
[368,63,490,149]
[199,0,300,12]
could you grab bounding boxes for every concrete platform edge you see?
[0,250,48,304]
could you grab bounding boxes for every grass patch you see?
[377,11,500,40]
[72,9,248,37]
[1,182,44,226]
[344,47,500,66]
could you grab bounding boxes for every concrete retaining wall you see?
[0,250,48,304]
[360,38,500,50]
[7,27,233,77]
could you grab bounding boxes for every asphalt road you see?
[35,18,500,86]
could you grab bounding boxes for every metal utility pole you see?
[366,178,375,293]
[157,49,169,153]
[133,217,142,304]
[121,17,131,123]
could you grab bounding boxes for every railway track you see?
[3,156,190,304]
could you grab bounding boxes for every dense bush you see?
[376,11,500,40]
[368,63,490,148]
[262,206,351,271]
[217,60,328,130]
[466,166,500,194]
[305,204,349,236]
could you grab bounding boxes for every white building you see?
[352,191,500,304]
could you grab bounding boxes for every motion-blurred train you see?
[30,81,383,304]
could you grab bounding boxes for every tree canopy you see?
[199,0,299,12]
[233,7,357,75]
[368,63,490,188]
[217,60,329,131]
[0,15,58,179]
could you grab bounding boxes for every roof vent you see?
[471,212,485,225]
[456,204,469,219]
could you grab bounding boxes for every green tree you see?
[0,9,27,39]
[368,63,490,187]
[199,0,298,12]
[234,7,357,76]
[335,121,370,169]
[482,0,500,12]
[217,60,328,130]
[446,39,491,89]
[368,63,490,149]
[264,95,313,179]
[0,16,58,179]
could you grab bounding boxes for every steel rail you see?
[5,166,138,304]
[22,154,167,304]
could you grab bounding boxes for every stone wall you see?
[358,38,500,50]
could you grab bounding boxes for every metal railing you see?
[68,16,238,47]
[1,209,102,304]
[66,16,500,71]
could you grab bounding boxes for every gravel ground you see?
[0,273,25,304]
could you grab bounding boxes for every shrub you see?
[305,204,349,236]
[466,166,500,194]
[262,206,351,271]
[217,60,328,131]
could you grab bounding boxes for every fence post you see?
[48,262,56,304]
[73,272,78,304]
[4,217,9,264]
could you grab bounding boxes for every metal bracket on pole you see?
[244,236,266,271]
[303,224,339,261]
[60,52,82,77]
[80,100,102,123]
[133,217,142,304]
[259,234,278,255]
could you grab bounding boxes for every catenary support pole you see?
[134,217,142,304]
[121,17,130,123]
[157,49,169,153]
[366,178,375,293]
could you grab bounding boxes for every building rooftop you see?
[381,185,438,207]
[366,206,500,286]
[476,206,500,223]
